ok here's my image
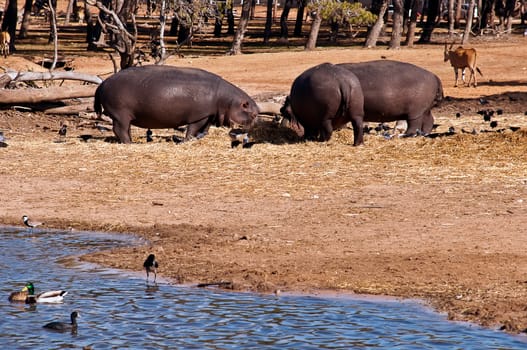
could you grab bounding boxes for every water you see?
[1,226,526,349]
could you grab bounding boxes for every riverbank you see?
[2,43,527,333]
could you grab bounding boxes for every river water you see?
[1,226,526,349]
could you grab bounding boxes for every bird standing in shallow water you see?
[43,311,80,333]
[143,254,159,284]
[22,215,43,229]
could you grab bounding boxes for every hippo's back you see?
[338,60,442,121]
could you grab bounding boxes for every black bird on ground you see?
[58,124,67,137]
[146,129,153,142]
[143,254,159,284]
[43,311,80,333]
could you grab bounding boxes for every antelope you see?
[0,31,10,58]
[444,43,483,87]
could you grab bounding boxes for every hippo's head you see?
[225,98,260,127]
[280,96,293,121]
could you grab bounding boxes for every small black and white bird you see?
[94,122,111,133]
[143,254,159,284]
[58,124,67,137]
[43,311,80,333]
[22,215,43,229]
[0,131,7,147]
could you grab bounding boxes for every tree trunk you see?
[263,0,274,44]
[227,0,235,35]
[229,0,253,55]
[462,0,476,44]
[1,0,17,52]
[1,70,103,84]
[19,0,33,39]
[404,0,421,46]
[279,0,293,41]
[304,11,321,50]
[389,0,404,49]
[0,86,97,104]
[65,0,75,24]
[365,0,389,48]
[48,0,59,70]
[294,0,305,37]
[446,0,454,35]
[417,0,439,43]
[157,0,166,62]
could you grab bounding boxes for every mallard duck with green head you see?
[8,282,68,303]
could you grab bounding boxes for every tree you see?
[279,0,295,42]
[1,0,17,52]
[306,0,376,50]
[229,0,253,54]
[263,0,274,43]
[403,0,422,47]
[87,0,138,69]
[417,0,440,43]
[389,0,404,49]
[365,0,389,48]
[294,0,306,36]
[18,0,33,39]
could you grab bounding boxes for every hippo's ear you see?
[242,100,258,111]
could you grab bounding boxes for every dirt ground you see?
[2,33,527,334]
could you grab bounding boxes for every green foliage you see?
[307,0,377,26]
[171,0,217,28]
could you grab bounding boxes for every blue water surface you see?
[1,226,526,349]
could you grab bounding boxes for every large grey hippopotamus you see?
[281,62,365,145]
[337,60,443,136]
[93,65,259,143]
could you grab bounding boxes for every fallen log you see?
[0,85,97,104]
[1,70,103,85]
[44,102,95,115]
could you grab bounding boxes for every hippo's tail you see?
[434,76,444,107]
[93,84,103,118]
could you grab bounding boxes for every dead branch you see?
[0,85,97,104]
[0,70,103,85]
[43,103,95,115]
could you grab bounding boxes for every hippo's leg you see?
[303,127,318,141]
[420,111,434,135]
[111,115,132,143]
[185,118,210,141]
[349,117,364,146]
[405,116,421,136]
[319,119,333,142]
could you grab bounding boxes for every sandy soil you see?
[2,34,527,333]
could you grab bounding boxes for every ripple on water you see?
[1,226,527,349]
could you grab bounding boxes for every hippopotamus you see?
[337,60,443,136]
[280,63,365,145]
[93,65,259,143]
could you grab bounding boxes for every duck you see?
[8,282,68,303]
[43,311,80,333]
[143,254,159,284]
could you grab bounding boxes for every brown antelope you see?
[0,31,10,58]
[444,43,483,87]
